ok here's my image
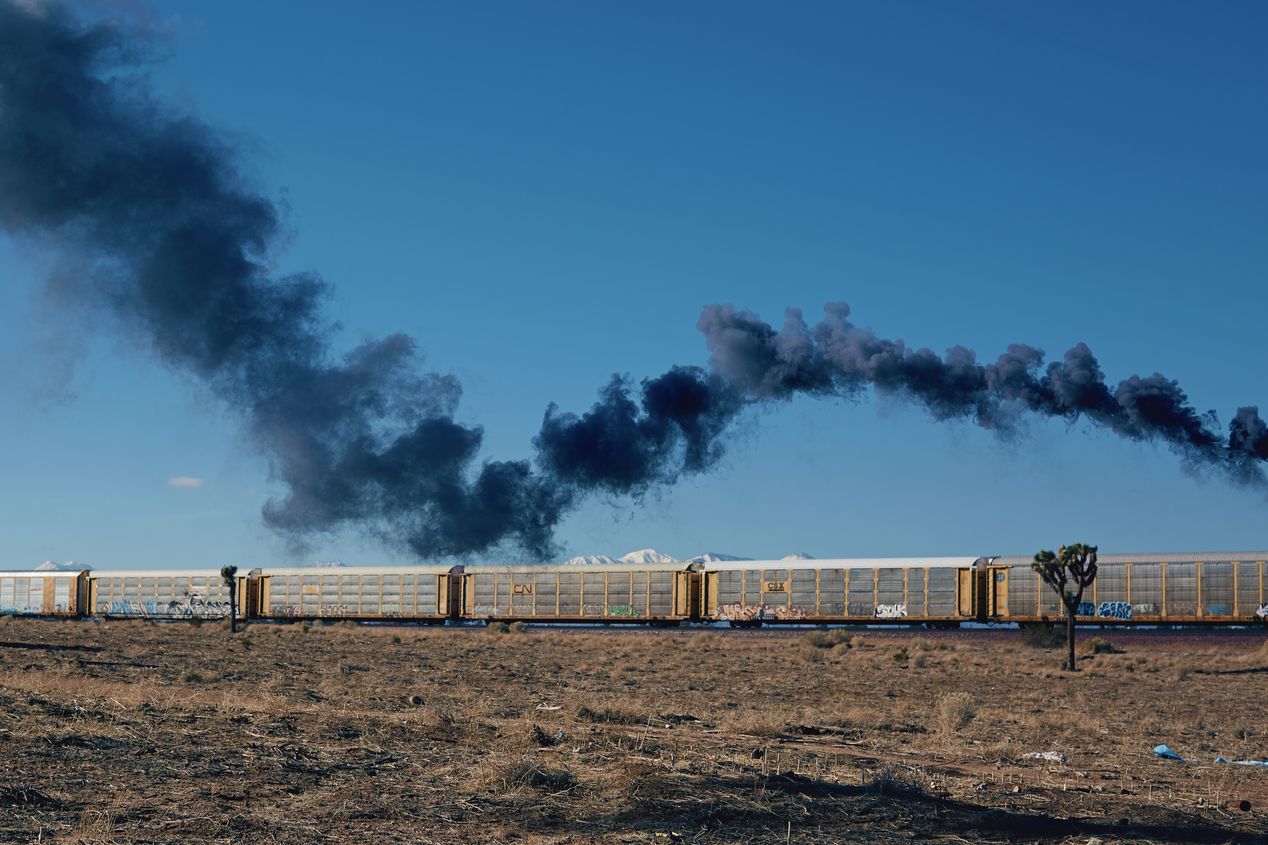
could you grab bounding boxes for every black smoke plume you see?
[540,301,1267,491]
[0,2,575,558]
[4,4,1263,562]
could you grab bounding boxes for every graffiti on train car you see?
[1076,602,1096,616]
[1133,603,1159,616]
[874,603,907,619]
[718,602,809,621]
[99,594,229,618]
[1096,601,1132,620]
[1257,604,1268,619]
[606,604,639,617]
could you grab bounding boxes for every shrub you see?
[800,646,826,664]
[183,671,204,683]
[1082,637,1121,655]
[937,692,977,734]
[892,647,909,664]
[803,629,853,649]
[1020,623,1064,650]
[865,763,928,798]
[503,759,576,792]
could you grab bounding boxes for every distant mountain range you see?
[20,551,816,572]
[562,549,815,565]
[34,560,93,571]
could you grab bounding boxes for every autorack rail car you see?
[458,562,694,623]
[90,569,244,620]
[0,570,88,617]
[987,552,1268,626]
[2,552,1266,627]
[703,558,984,625]
[255,565,455,622]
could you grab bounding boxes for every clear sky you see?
[2,0,1266,569]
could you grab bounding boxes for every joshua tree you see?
[221,565,238,631]
[1032,544,1097,671]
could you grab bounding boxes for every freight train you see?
[3,552,1267,627]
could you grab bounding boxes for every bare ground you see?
[0,616,1265,844]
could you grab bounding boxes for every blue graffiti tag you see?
[1096,601,1132,620]
[1076,602,1096,616]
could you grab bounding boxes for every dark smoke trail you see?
[5,4,1262,563]
[0,2,572,558]
[535,368,741,494]
[536,301,1268,491]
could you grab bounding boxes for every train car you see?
[0,570,90,617]
[459,562,694,623]
[89,569,243,619]
[701,557,984,625]
[254,566,455,621]
[986,552,1268,625]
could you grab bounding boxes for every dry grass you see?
[0,620,1264,844]
[936,692,978,734]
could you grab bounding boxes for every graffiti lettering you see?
[99,593,229,618]
[606,604,638,617]
[719,603,809,621]
[1096,601,1131,620]
[1076,602,1096,616]
[1256,604,1268,620]
[874,603,907,619]
[1132,603,1159,616]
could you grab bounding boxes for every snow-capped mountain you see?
[562,554,621,566]
[562,549,679,565]
[618,549,678,565]
[561,549,820,565]
[684,552,752,564]
[34,560,93,571]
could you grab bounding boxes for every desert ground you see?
[0,617,1265,844]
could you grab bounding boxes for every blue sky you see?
[2,0,1266,568]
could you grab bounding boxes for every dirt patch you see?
[0,619,1265,843]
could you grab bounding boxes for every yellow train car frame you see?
[0,570,90,617]
[701,558,985,625]
[255,565,454,621]
[986,553,1268,625]
[459,562,694,623]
